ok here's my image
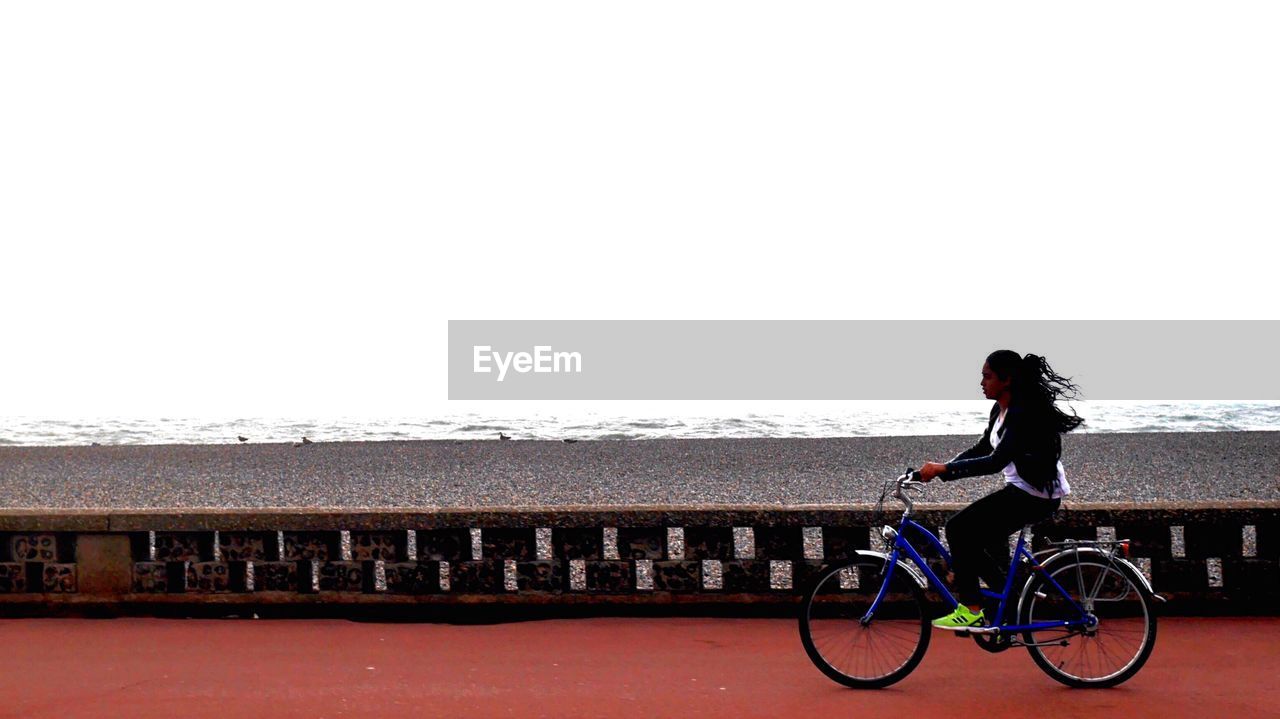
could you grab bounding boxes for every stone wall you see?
[0,503,1275,613]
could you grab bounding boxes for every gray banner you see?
[448,321,1280,400]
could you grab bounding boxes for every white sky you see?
[2,3,1277,417]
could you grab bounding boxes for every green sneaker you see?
[931,605,985,630]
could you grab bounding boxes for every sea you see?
[1,401,1278,446]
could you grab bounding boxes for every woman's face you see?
[980,361,1012,400]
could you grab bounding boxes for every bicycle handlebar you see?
[892,467,925,513]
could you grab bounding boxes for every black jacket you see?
[941,401,1064,494]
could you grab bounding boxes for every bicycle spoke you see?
[800,560,929,687]
[1022,558,1155,686]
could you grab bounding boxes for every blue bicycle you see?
[799,469,1160,688]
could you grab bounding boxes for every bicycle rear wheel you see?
[798,558,930,688]
[1018,556,1157,688]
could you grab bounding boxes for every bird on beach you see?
[302,436,313,445]
[498,432,511,441]
[237,436,248,443]
[562,438,578,444]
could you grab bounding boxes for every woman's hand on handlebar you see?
[919,462,948,482]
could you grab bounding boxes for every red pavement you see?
[1,617,1276,718]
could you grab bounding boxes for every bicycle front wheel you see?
[1018,556,1157,688]
[798,558,930,689]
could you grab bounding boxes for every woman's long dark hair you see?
[986,350,1085,433]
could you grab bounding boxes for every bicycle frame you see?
[866,514,1093,634]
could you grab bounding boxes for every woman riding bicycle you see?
[918,350,1084,629]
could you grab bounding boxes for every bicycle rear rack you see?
[1033,538,1131,559]
[1042,538,1132,547]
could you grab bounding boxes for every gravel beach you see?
[2,432,1277,510]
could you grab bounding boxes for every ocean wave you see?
[2,402,1278,446]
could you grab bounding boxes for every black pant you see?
[945,484,1060,606]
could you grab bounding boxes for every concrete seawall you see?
[0,503,1275,615]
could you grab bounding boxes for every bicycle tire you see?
[1018,555,1157,688]
[798,558,931,689]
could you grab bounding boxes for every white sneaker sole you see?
[932,623,995,634]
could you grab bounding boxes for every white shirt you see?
[991,409,1071,500]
